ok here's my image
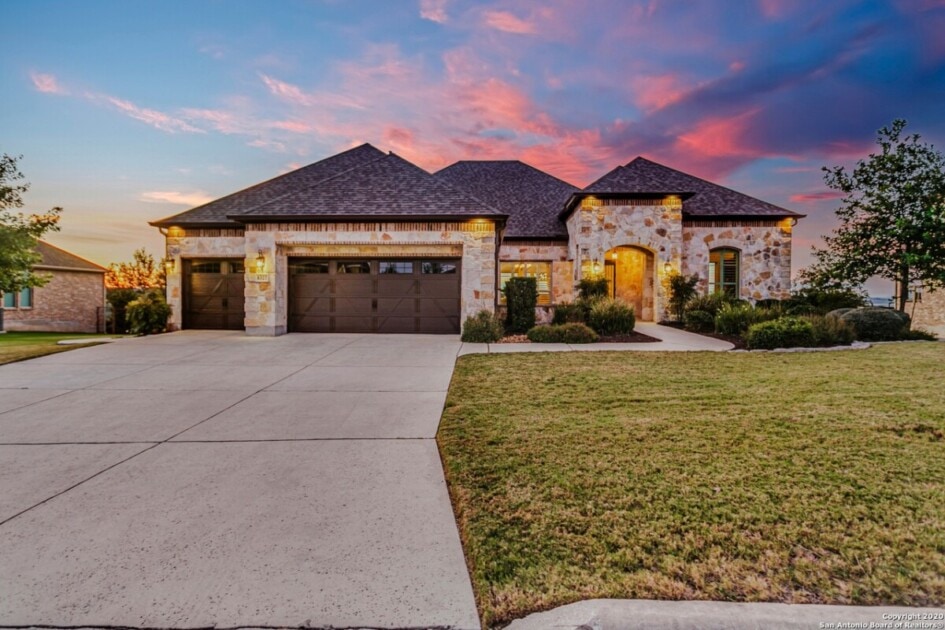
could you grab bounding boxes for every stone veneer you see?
[164,222,498,335]
[681,218,794,301]
[3,269,105,333]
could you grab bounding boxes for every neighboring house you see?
[907,288,945,337]
[150,143,803,335]
[2,241,107,333]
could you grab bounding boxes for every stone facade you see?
[3,269,105,333]
[498,240,573,323]
[164,222,498,335]
[682,218,794,301]
[909,288,945,336]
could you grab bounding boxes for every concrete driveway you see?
[0,331,479,629]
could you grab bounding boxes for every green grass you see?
[437,343,945,627]
[0,332,118,365]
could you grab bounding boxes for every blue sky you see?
[3,0,944,295]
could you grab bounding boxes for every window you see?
[191,261,221,273]
[500,262,552,305]
[421,261,457,274]
[228,261,245,274]
[708,248,739,297]
[18,287,33,308]
[2,292,14,309]
[292,261,329,274]
[379,261,414,274]
[337,261,371,274]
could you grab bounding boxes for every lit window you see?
[708,249,739,297]
[18,288,32,308]
[2,292,14,308]
[500,262,552,305]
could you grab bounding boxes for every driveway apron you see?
[0,331,479,630]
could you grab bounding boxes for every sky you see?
[3,0,945,296]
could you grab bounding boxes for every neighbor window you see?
[18,287,33,308]
[2,292,14,309]
[708,248,739,297]
[500,262,552,305]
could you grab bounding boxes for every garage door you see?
[289,258,461,334]
[183,259,245,330]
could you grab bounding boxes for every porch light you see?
[592,260,601,274]
[664,262,673,274]
[611,251,618,260]
[164,258,175,272]
[254,251,266,274]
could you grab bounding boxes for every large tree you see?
[0,153,62,297]
[106,248,165,290]
[807,119,945,311]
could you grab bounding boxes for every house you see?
[1,241,107,333]
[150,143,803,335]
[907,288,945,336]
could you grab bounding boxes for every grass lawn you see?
[437,343,945,627]
[0,332,118,365]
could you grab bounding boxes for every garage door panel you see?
[377,297,417,317]
[419,298,459,317]
[184,260,245,331]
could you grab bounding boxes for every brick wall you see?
[3,269,105,333]
[909,289,945,336]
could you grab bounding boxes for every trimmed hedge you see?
[587,298,635,335]
[527,323,599,344]
[745,317,814,350]
[577,278,610,300]
[504,277,538,333]
[839,307,910,341]
[461,310,504,343]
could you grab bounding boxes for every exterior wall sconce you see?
[254,251,266,274]
[611,251,618,260]
[592,260,601,275]
[664,262,673,274]
[164,258,175,272]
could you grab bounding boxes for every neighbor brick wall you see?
[3,269,105,333]
[909,289,945,336]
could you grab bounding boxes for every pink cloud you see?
[30,71,67,95]
[482,10,536,34]
[789,190,844,203]
[140,190,215,206]
[420,0,448,23]
[630,73,689,112]
[99,95,204,134]
[675,109,762,159]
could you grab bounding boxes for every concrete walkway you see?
[459,322,734,355]
[0,331,478,629]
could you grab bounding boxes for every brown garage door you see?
[289,258,460,333]
[183,259,245,330]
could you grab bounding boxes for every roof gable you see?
[434,161,578,238]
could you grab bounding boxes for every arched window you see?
[709,248,739,297]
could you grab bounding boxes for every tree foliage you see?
[0,153,62,295]
[806,120,945,311]
[106,248,166,289]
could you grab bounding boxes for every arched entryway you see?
[603,245,655,321]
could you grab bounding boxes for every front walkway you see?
[459,322,734,355]
[0,331,478,629]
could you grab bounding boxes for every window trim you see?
[708,247,740,297]
[1,288,34,310]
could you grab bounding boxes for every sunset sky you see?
[3,0,945,295]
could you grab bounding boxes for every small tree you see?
[504,277,537,333]
[664,271,699,322]
[808,119,945,312]
[0,154,62,300]
[106,248,165,290]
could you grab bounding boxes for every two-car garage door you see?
[289,258,461,334]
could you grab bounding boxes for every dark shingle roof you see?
[577,157,802,218]
[151,143,503,226]
[240,152,504,220]
[434,161,578,238]
[35,241,106,272]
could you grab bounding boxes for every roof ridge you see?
[387,152,506,216]
[36,240,107,271]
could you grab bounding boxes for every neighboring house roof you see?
[150,143,504,227]
[434,161,578,239]
[571,157,804,219]
[34,241,106,273]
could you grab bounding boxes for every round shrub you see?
[684,293,730,317]
[683,309,714,333]
[714,303,772,336]
[807,315,855,346]
[587,298,635,335]
[526,323,599,344]
[825,308,855,320]
[839,307,909,341]
[552,302,586,324]
[745,316,815,350]
[461,309,504,343]
[126,291,171,335]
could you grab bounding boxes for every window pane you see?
[379,261,414,274]
[18,288,32,308]
[191,261,221,273]
[229,261,245,274]
[709,249,739,296]
[421,261,457,274]
[337,261,371,274]
[292,261,329,274]
[499,261,552,305]
[2,292,14,308]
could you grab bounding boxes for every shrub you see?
[106,287,140,334]
[126,291,171,335]
[504,277,538,333]
[552,301,586,324]
[787,287,867,315]
[587,298,635,335]
[714,303,770,336]
[683,309,715,333]
[745,316,815,350]
[577,277,610,300]
[901,328,938,341]
[754,298,783,310]
[665,272,700,322]
[807,315,855,346]
[526,323,599,344]
[840,307,910,341]
[684,293,729,317]
[461,309,504,343]
[825,308,856,320]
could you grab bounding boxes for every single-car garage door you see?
[183,259,245,330]
[289,258,460,334]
